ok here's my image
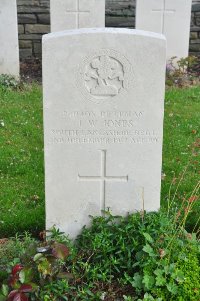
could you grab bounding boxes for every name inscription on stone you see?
[48,109,159,145]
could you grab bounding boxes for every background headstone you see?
[0,0,19,77]
[16,0,200,60]
[43,28,166,238]
[50,0,105,32]
[136,0,192,60]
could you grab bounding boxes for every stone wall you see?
[17,0,200,59]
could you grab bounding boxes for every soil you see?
[20,59,42,83]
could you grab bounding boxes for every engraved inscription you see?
[78,150,128,211]
[65,0,90,28]
[152,0,176,33]
[77,49,133,103]
[48,110,160,145]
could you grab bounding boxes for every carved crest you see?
[77,49,133,103]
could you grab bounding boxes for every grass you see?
[0,84,199,238]
[162,86,200,231]
[0,85,45,237]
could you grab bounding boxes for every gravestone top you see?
[43,28,166,238]
[0,0,19,77]
[44,27,166,40]
[136,0,192,60]
[50,0,105,32]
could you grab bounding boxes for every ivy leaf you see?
[142,244,155,257]
[131,273,143,289]
[167,283,178,295]
[52,243,69,260]
[154,269,164,277]
[175,270,185,283]
[143,233,153,243]
[156,275,166,286]
[142,275,155,290]
[164,263,175,274]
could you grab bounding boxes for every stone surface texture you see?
[0,0,19,77]
[136,0,192,60]
[43,28,166,238]
[17,0,200,59]
[50,0,105,32]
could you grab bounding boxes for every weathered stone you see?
[18,13,37,23]
[17,6,49,14]
[106,7,134,17]
[192,4,200,12]
[43,28,166,238]
[190,26,200,31]
[191,38,200,43]
[37,13,50,24]
[19,33,42,40]
[106,16,134,28]
[195,17,200,25]
[19,48,32,58]
[18,24,25,34]
[106,0,136,11]
[19,40,32,48]
[25,24,50,34]
[190,31,198,39]
[33,42,41,54]
[17,0,49,5]
[189,43,200,50]
[191,14,195,26]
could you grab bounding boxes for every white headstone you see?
[136,0,192,60]
[0,0,19,77]
[50,0,105,32]
[43,28,166,238]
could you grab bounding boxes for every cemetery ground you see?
[0,78,199,300]
[0,82,199,238]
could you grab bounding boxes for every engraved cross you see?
[65,0,90,28]
[78,150,128,212]
[152,0,175,33]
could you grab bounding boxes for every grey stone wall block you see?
[33,42,42,55]
[18,13,37,23]
[190,31,198,39]
[18,24,25,34]
[19,34,43,40]
[192,4,200,11]
[25,24,50,34]
[20,48,33,59]
[19,40,32,48]
[37,13,50,24]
